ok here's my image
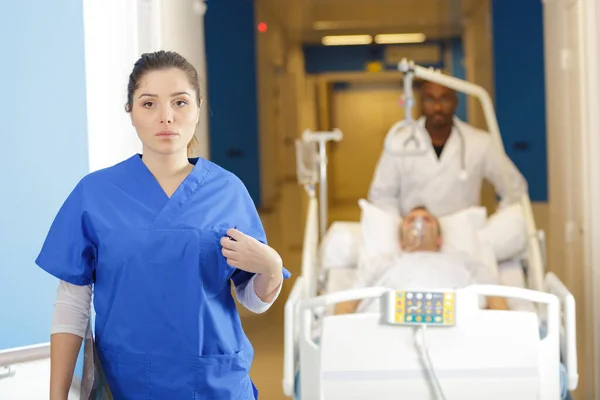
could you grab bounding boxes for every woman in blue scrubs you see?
[37,50,291,399]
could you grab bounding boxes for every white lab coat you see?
[368,117,527,217]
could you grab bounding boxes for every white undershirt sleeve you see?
[52,273,281,336]
[234,274,282,314]
[51,280,93,338]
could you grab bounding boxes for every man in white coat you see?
[368,81,528,217]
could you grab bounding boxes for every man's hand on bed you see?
[335,300,359,315]
[486,296,509,310]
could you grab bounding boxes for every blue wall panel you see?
[204,0,262,206]
[492,0,548,202]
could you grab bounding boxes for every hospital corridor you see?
[2,0,600,399]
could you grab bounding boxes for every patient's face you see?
[400,208,442,252]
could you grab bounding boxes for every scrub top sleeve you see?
[35,182,97,286]
[229,177,291,287]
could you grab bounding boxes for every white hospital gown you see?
[355,251,495,313]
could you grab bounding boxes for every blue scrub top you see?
[36,154,291,399]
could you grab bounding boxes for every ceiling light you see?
[374,33,426,44]
[321,35,373,46]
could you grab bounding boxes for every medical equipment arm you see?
[283,276,307,397]
[301,129,343,238]
[482,141,529,208]
[398,59,515,205]
[545,272,578,391]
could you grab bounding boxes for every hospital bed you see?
[284,276,577,399]
[284,59,578,398]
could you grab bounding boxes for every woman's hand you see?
[220,228,282,275]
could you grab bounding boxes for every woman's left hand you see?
[220,228,282,275]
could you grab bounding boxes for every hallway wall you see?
[492,0,547,203]
[205,0,262,206]
[0,0,89,350]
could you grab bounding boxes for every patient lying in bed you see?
[335,206,509,314]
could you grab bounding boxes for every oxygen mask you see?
[403,215,436,252]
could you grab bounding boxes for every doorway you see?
[312,72,421,223]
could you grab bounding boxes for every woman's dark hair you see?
[125,50,202,154]
[125,50,201,112]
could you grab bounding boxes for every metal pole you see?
[318,140,328,238]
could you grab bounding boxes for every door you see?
[327,80,420,222]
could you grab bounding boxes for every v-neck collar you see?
[133,153,202,199]
[128,154,210,226]
[416,117,459,166]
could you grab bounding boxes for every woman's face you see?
[130,68,200,156]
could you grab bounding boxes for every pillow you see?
[320,222,363,269]
[478,203,528,261]
[357,199,488,264]
[439,207,487,262]
[357,199,401,260]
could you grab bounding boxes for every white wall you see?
[0,359,80,399]
[0,345,80,399]
[83,0,209,172]
[160,0,209,159]
[83,0,144,172]
[542,0,600,398]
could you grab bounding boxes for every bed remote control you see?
[382,290,456,327]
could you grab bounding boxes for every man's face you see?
[420,82,458,129]
[400,208,442,252]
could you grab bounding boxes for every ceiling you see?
[257,0,464,44]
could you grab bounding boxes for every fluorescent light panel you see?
[321,35,373,46]
[374,33,426,44]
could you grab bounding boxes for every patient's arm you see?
[486,296,509,310]
[335,300,360,315]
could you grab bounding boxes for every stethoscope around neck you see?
[385,68,468,181]
[385,116,469,181]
